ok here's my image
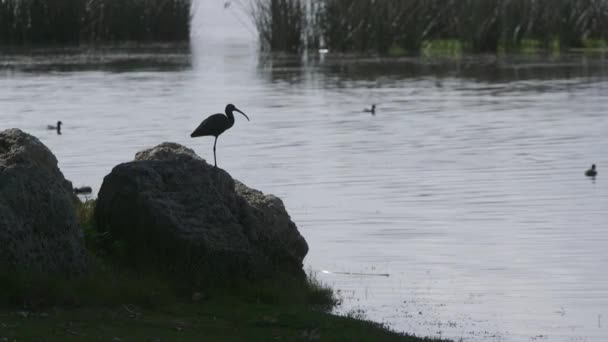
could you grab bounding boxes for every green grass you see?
[582,39,608,49]
[0,199,448,341]
[421,40,464,57]
[1,266,441,341]
[0,266,178,309]
[0,300,446,341]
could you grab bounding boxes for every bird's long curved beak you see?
[235,108,250,121]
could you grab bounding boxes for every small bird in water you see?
[47,121,62,135]
[364,104,376,115]
[190,104,250,168]
[585,164,597,177]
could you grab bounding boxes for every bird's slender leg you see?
[213,136,217,167]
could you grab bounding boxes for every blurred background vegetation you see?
[250,0,608,54]
[1,0,606,51]
[0,0,191,45]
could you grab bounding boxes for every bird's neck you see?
[225,111,235,126]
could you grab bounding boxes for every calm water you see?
[2,38,608,341]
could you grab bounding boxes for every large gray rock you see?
[0,129,87,274]
[95,142,308,284]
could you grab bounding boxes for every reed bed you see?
[250,0,608,54]
[250,0,307,52]
[0,0,191,45]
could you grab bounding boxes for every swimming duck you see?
[47,121,62,135]
[364,104,376,115]
[585,164,597,177]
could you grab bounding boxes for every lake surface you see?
[2,39,608,341]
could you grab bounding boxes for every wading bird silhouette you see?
[585,164,597,177]
[364,104,376,115]
[47,121,62,135]
[190,104,249,168]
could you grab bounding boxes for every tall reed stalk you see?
[251,0,307,52]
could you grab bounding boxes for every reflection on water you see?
[1,44,607,342]
[257,52,608,84]
[0,44,191,73]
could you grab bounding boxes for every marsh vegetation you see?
[250,0,608,53]
[0,0,191,45]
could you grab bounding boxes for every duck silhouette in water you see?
[585,164,597,177]
[47,121,62,135]
[363,104,376,115]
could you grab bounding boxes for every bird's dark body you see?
[190,104,249,167]
[364,104,376,115]
[585,164,597,177]
[190,113,233,138]
[48,120,62,135]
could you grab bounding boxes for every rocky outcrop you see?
[0,129,87,274]
[95,142,308,284]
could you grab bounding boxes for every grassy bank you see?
[0,269,444,341]
[0,0,191,45]
[0,200,447,341]
[250,0,608,54]
[0,269,391,341]
[0,301,446,341]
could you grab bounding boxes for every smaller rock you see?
[0,129,87,274]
